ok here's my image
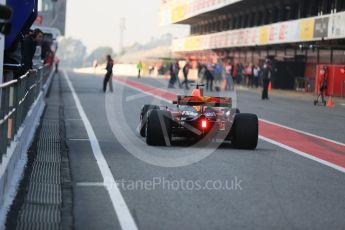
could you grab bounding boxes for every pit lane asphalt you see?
[61,71,345,230]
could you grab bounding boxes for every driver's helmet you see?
[191,89,201,97]
[191,89,202,112]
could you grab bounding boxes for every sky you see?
[65,0,189,54]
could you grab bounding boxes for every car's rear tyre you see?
[224,108,240,141]
[146,110,172,146]
[140,104,159,137]
[231,113,258,149]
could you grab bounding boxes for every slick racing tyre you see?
[140,104,159,137]
[146,110,172,146]
[231,113,258,149]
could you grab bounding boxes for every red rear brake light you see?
[201,120,207,129]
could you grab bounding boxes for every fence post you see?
[8,85,14,141]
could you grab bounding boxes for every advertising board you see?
[172,11,345,52]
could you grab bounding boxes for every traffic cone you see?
[326,96,334,107]
[268,82,272,92]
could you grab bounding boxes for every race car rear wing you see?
[173,96,232,107]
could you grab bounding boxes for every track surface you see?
[61,71,345,230]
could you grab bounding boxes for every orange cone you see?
[326,96,334,107]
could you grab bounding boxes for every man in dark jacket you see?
[205,64,214,91]
[103,55,114,92]
[181,61,190,90]
[261,63,271,100]
[314,67,328,105]
[168,61,180,88]
[22,29,43,73]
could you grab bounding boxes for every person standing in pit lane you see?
[213,60,223,92]
[103,55,114,93]
[253,65,260,88]
[181,61,190,90]
[224,60,234,91]
[168,61,180,88]
[314,66,328,105]
[261,62,271,100]
[137,61,143,78]
[205,62,214,91]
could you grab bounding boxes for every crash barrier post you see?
[0,65,51,163]
[295,77,315,93]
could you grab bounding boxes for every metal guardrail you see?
[295,77,315,93]
[0,65,52,162]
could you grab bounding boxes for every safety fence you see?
[0,65,52,163]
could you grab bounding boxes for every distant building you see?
[161,0,345,92]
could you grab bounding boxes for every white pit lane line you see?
[63,71,138,230]
[260,136,345,174]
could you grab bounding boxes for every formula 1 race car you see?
[139,85,258,149]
